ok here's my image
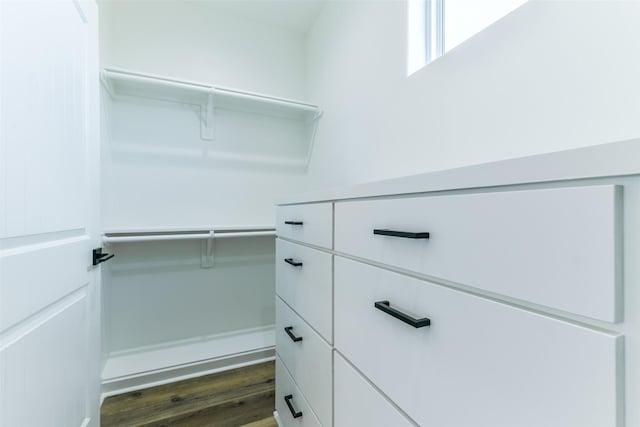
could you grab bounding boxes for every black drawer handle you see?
[284,258,303,267]
[284,394,303,418]
[373,229,430,239]
[374,300,431,328]
[284,221,304,225]
[284,326,303,342]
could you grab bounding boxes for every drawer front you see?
[335,185,621,322]
[277,203,333,249]
[334,353,414,427]
[334,256,622,427]
[276,297,332,427]
[276,239,333,342]
[276,355,323,427]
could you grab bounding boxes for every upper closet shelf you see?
[101,68,323,166]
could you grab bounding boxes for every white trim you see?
[0,232,88,258]
[79,417,91,427]
[273,410,284,427]
[101,350,275,400]
[71,0,88,23]
[102,326,275,381]
[433,0,445,58]
[0,287,87,350]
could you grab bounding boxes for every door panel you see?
[0,237,88,331]
[0,0,88,237]
[0,1,100,426]
[0,294,88,427]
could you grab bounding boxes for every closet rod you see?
[103,230,275,244]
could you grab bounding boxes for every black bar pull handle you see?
[374,300,431,328]
[284,394,303,419]
[284,258,303,267]
[284,326,303,342]
[373,229,430,239]
[284,221,303,226]
[92,248,114,266]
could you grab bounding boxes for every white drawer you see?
[334,353,414,427]
[276,238,333,342]
[277,203,333,249]
[335,185,622,322]
[276,355,323,427]
[276,297,332,427]
[334,256,623,427]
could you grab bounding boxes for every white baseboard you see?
[101,326,275,399]
[273,410,283,427]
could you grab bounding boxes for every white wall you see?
[104,237,275,352]
[99,0,306,98]
[306,0,640,189]
[98,1,311,367]
[100,0,311,230]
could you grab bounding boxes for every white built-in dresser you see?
[274,139,640,427]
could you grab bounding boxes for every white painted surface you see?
[100,0,312,230]
[99,0,307,100]
[101,67,322,166]
[276,203,333,249]
[275,297,332,427]
[334,353,414,427]
[276,239,333,341]
[103,237,275,353]
[444,0,528,52]
[305,1,640,190]
[0,0,100,425]
[277,138,640,205]
[101,91,311,229]
[210,1,325,34]
[275,355,323,427]
[98,0,312,387]
[335,185,621,322]
[0,294,90,427]
[334,257,622,427]
[102,326,274,381]
[277,150,640,426]
[102,68,320,117]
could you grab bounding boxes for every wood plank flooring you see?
[101,361,277,427]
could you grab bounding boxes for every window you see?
[408,0,528,74]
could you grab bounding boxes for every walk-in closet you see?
[2,1,640,426]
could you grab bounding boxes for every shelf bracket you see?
[305,110,324,166]
[201,90,215,141]
[201,230,215,268]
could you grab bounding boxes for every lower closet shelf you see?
[102,326,275,388]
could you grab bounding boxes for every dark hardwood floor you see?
[101,361,277,427]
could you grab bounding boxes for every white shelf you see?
[101,225,276,267]
[103,224,275,234]
[102,225,276,244]
[101,68,322,166]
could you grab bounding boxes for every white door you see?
[0,1,101,426]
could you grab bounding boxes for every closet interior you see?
[98,0,322,396]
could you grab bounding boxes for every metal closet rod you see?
[102,229,275,244]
